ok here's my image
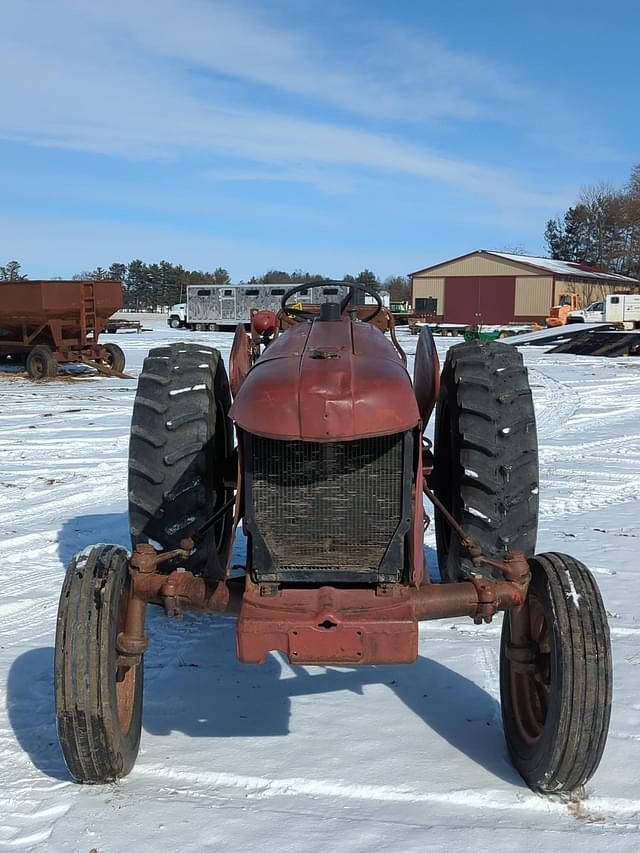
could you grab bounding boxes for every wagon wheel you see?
[101,342,126,373]
[26,345,59,379]
[55,544,144,783]
[500,552,612,794]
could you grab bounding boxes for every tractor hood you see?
[230,319,419,441]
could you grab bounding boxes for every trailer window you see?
[245,289,260,296]
[197,289,211,296]
[610,296,620,304]
[299,289,309,296]
[223,289,233,296]
[270,288,286,295]
[323,288,339,295]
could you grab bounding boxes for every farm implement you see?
[55,282,612,793]
[0,279,128,378]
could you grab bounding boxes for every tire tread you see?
[433,340,539,580]
[55,544,143,783]
[128,342,233,579]
[500,552,612,793]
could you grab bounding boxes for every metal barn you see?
[410,250,638,325]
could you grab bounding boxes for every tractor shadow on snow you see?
[7,636,521,787]
[6,512,523,787]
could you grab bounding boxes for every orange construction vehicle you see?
[546,292,581,327]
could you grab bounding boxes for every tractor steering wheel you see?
[281,282,383,322]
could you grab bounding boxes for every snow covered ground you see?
[1,320,639,852]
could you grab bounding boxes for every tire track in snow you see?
[527,367,580,440]
[132,764,640,823]
[0,478,125,531]
[525,361,640,519]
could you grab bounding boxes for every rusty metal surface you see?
[229,323,252,397]
[133,569,238,615]
[124,539,532,666]
[78,353,132,379]
[237,585,419,665]
[113,582,143,735]
[412,576,526,622]
[0,280,122,324]
[230,317,419,441]
[0,280,123,361]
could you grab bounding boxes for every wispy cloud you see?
[76,0,485,124]
[0,0,604,210]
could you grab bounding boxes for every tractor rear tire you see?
[55,544,143,783]
[101,342,126,373]
[500,553,612,794]
[26,345,59,380]
[432,340,538,581]
[128,343,233,580]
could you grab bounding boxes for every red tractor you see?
[55,283,612,793]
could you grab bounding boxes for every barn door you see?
[477,277,515,324]
[444,276,515,325]
[444,277,481,324]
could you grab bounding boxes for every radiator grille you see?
[250,434,404,579]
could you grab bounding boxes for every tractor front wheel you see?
[55,544,144,783]
[500,552,612,794]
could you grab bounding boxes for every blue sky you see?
[1,0,638,280]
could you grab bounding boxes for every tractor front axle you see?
[117,544,531,667]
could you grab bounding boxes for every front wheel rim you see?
[115,585,139,736]
[509,596,551,746]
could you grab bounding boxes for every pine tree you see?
[354,269,379,289]
[108,263,127,282]
[0,260,27,280]
[212,267,231,284]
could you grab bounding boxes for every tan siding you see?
[411,276,445,312]
[553,279,630,307]
[514,276,553,316]
[419,254,536,278]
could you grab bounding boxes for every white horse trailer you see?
[183,284,389,330]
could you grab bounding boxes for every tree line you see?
[0,259,410,309]
[545,164,640,280]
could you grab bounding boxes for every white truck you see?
[567,293,640,330]
[167,303,187,329]
[168,284,390,331]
